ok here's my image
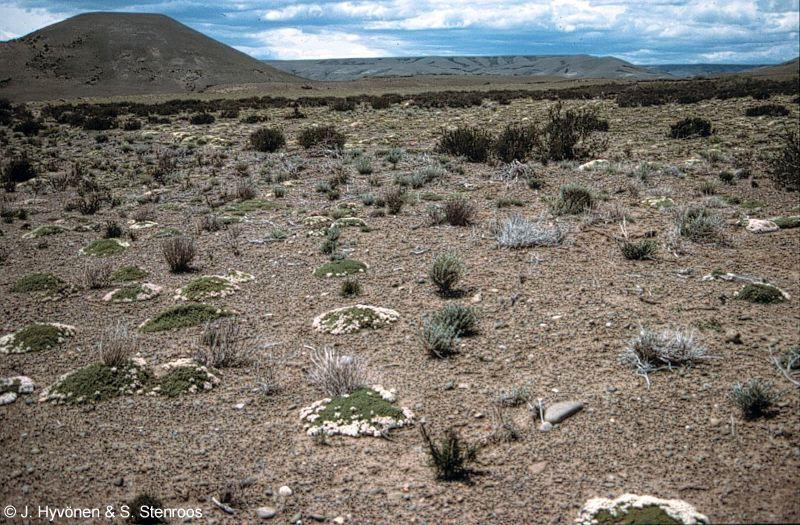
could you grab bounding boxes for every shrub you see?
[442,196,475,226]
[745,104,790,117]
[98,324,137,368]
[551,183,595,215]
[430,252,464,295]
[13,119,41,136]
[620,327,709,386]
[11,272,67,294]
[83,260,113,289]
[383,187,405,215]
[731,379,781,420]
[532,102,605,162]
[331,98,356,111]
[419,318,459,358]
[494,214,566,248]
[83,116,117,130]
[438,127,493,162]
[619,239,658,260]
[736,283,786,304]
[273,185,286,198]
[354,156,373,175]
[2,156,37,192]
[308,345,367,397]
[234,178,257,201]
[196,318,256,368]
[493,124,537,163]
[103,220,123,239]
[674,205,725,243]
[419,424,479,481]
[298,125,346,150]
[340,278,361,297]
[127,493,165,524]
[768,128,799,190]
[122,119,142,131]
[670,117,712,139]
[431,304,478,336]
[250,127,286,152]
[162,236,196,273]
[189,113,215,125]
[386,147,404,166]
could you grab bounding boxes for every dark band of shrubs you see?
[670,117,712,139]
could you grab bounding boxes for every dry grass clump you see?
[83,260,113,289]
[196,318,256,368]
[430,252,464,295]
[551,183,595,215]
[419,424,480,482]
[621,327,710,386]
[494,214,566,248]
[162,236,196,273]
[730,379,781,420]
[674,205,726,243]
[442,196,476,226]
[308,345,367,397]
[98,324,137,368]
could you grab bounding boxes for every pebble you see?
[544,401,584,423]
[539,422,553,432]
[278,485,293,497]
[256,507,277,519]
[724,331,742,344]
[745,218,779,234]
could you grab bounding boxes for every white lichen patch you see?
[22,225,67,239]
[1,375,35,405]
[0,323,76,354]
[702,272,791,300]
[174,276,238,301]
[641,196,675,209]
[148,358,220,396]
[102,283,162,303]
[300,385,414,438]
[217,269,255,283]
[333,217,367,228]
[304,215,333,227]
[312,305,400,335]
[127,219,158,230]
[577,494,709,525]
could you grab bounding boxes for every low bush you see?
[731,379,781,420]
[768,128,799,190]
[674,205,725,243]
[430,252,464,295]
[419,424,480,481]
[551,183,595,215]
[162,236,196,273]
[298,125,346,150]
[745,104,790,117]
[308,345,367,397]
[2,156,37,192]
[419,318,459,358]
[189,113,215,125]
[442,196,475,226]
[670,117,712,139]
[431,304,478,336]
[619,239,658,260]
[620,327,709,386]
[196,318,256,368]
[250,127,286,152]
[438,127,493,162]
[493,124,537,163]
[494,214,566,248]
[736,283,786,304]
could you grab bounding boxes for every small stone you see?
[278,485,293,497]
[113,477,124,487]
[471,291,482,304]
[0,392,18,405]
[256,507,277,519]
[539,422,553,432]
[578,159,610,172]
[544,401,584,423]
[333,517,345,524]
[724,331,742,345]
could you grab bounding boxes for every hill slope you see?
[741,58,800,78]
[0,12,299,101]
[264,55,666,81]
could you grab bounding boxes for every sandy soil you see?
[1,93,799,524]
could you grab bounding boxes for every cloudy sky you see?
[1,0,798,63]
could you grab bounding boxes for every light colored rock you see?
[278,486,293,497]
[578,493,709,524]
[256,507,277,519]
[1,375,35,395]
[746,218,779,234]
[0,392,18,405]
[539,421,553,432]
[578,159,610,172]
[544,401,584,423]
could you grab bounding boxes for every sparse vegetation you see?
[419,424,480,481]
[670,117,712,139]
[162,236,196,273]
[430,252,464,295]
[731,379,781,420]
[298,125,346,149]
[736,283,786,304]
[250,127,286,152]
[140,304,231,333]
[438,126,493,162]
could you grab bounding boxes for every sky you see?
[0,1,798,64]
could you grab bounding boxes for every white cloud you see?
[239,27,406,59]
[0,3,70,40]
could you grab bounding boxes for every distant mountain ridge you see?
[265,55,794,81]
[264,55,667,81]
[0,12,299,100]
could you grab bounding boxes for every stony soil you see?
[1,92,799,524]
